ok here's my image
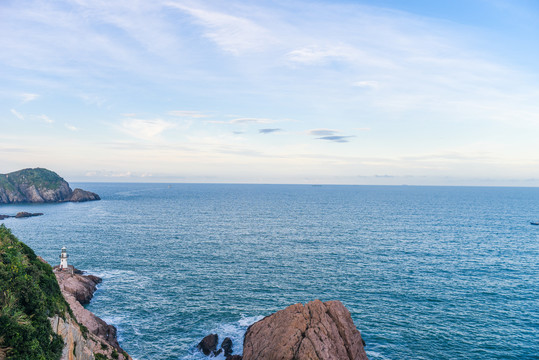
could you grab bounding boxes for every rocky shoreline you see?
[49,263,131,360]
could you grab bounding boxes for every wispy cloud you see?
[259,128,282,134]
[230,118,273,124]
[20,93,39,103]
[167,2,277,55]
[353,81,379,89]
[317,135,354,143]
[168,110,208,118]
[10,109,24,121]
[35,114,54,123]
[120,118,175,140]
[65,124,78,131]
[308,129,339,136]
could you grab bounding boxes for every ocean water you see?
[1,184,538,360]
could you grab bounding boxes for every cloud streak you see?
[259,128,282,134]
[120,118,175,140]
[10,109,24,121]
[316,135,354,143]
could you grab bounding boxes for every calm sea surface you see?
[1,184,538,360]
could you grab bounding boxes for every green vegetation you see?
[95,353,109,360]
[111,349,119,359]
[0,175,16,193]
[0,225,68,360]
[2,168,66,191]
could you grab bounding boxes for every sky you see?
[1,0,538,185]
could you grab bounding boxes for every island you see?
[0,168,100,204]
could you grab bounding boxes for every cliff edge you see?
[0,225,130,360]
[0,168,99,204]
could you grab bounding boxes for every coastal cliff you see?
[0,225,129,360]
[0,168,99,204]
[53,268,129,358]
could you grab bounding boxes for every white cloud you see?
[287,44,359,65]
[230,118,273,124]
[36,114,54,123]
[10,109,24,121]
[168,110,207,118]
[65,124,78,131]
[167,2,277,55]
[120,118,175,140]
[20,93,39,103]
[353,81,379,89]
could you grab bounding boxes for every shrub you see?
[0,225,68,360]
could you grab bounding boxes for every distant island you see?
[0,168,100,204]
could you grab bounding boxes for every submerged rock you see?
[243,299,368,360]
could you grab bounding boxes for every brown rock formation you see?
[243,300,368,360]
[54,268,130,359]
[69,188,101,202]
[198,334,219,356]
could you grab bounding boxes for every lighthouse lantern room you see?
[59,246,69,270]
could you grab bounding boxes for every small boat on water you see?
[531,222,539,225]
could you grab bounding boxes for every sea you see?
[1,184,538,360]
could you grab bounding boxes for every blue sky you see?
[1,0,538,185]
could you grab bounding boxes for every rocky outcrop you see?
[243,300,368,360]
[0,212,44,220]
[69,188,100,202]
[55,270,101,304]
[54,268,130,359]
[0,168,100,204]
[198,334,219,356]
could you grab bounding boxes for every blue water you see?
[1,184,538,360]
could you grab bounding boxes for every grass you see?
[3,168,66,191]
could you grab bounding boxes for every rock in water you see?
[198,334,219,356]
[221,337,233,356]
[69,188,101,202]
[14,212,44,218]
[243,300,368,360]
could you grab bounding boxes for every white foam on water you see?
[181,314,266,359]
[366,350,393,360]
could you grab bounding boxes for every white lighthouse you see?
[59,246,69,270]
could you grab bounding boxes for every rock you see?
[198,334,219,356]
[226,356,243,360]
[14,211,44,218]
[69,188,101,202]
[0,214,10,220]
[56,270,102,304]
[243,300,368,360]
[54,268,127,353]
[221,337,233,356]
[0,168,100,204]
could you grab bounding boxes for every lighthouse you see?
[59,246,69,270]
